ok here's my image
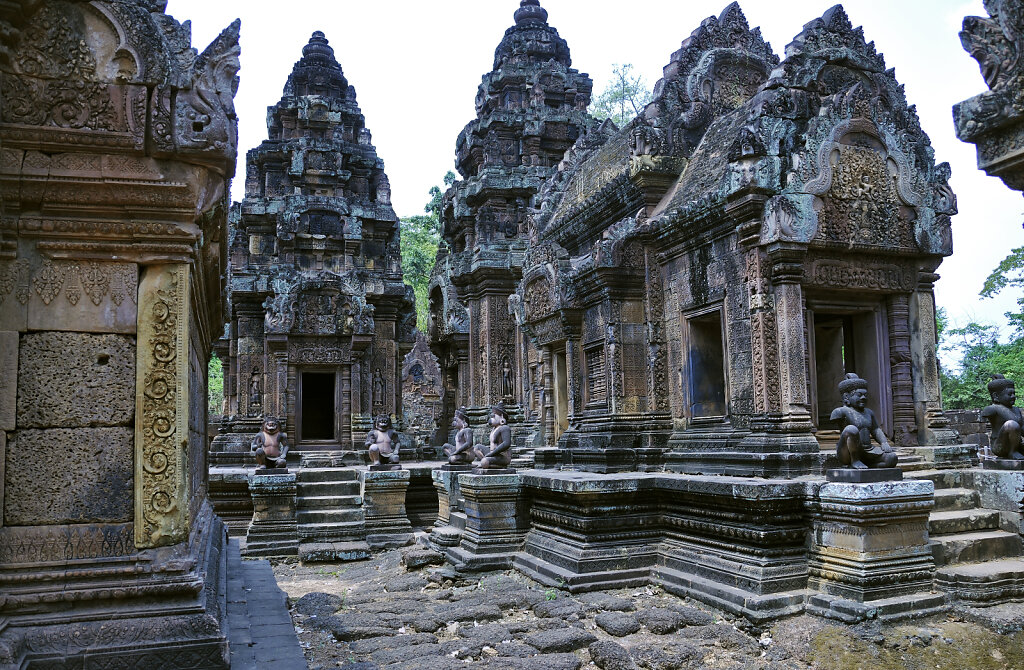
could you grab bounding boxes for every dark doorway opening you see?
[687,310,727,418]
[810,308,888,434]
[301,372,335,441]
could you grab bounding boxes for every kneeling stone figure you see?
[831,373,897,469]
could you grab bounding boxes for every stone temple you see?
[2,0,1024,667]
[214,31,415,459]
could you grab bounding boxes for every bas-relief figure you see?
[366,413,401,469]
[831,373,898,469]
[983,374,1024,460]
[251,416,289,470]
[443,406,475,465]
[473,404,513,470]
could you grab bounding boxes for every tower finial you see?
[515,0,548,25]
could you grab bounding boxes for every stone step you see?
[296,480,360,497]
[935,559,1024,606]
[907,469,964,489]
[929,508,1002,535]
[933,487,980,512]
[930,530,1024,566]
[298,521,366,543]
[296,467,359,483]
[296,494,362,509]
[296,508,363,524]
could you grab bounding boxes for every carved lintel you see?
[134,263,190,548]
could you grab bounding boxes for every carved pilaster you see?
[910,273,959,446]
[134,263,190,549]
[768,244,812,426]
[887,294,916,446]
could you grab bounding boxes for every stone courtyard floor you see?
[269,547,1024,670]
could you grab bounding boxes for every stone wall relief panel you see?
[490,295,516,404]
[645,254,669,412]
[134,263,190,549]
[746,249,781,415]
[815,144,914,249]
[1,252,137,333]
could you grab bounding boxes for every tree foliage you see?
[208,353,224,417]
[981,245,1024,336]
[402,171,456,327]
[939,246,1024,409]
[589,63,653,128]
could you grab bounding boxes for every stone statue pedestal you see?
[256,467,289,475]
[825,467,903,483]
[440,463,475,472]
[443,473,524,571]
[807,479,945,622]
[245,472,299,558]
[981,457,1024,471]
[429,468,467,549]
[368,463,402,472]
[360,470,413,549]
[472,467,517,475]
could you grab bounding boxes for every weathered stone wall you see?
[0,0,238,666]
[945,409,990,451]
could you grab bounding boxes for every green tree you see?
[208,353,224,417]
[402,171,456,327]
[981,245,1024,336]
[589,63,653,128]
[938,246,1024,409]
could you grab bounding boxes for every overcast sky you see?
[167,0,1023,334]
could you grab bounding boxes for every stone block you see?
[0,431,5,528]
[245,473,298,558]
[361,469,413,549]
[808,478,938,620]
[0,332,16,430]
[4,427,133,525]
[826,467,903,482]
[17,332,135,428]
[24,257,139,334]
[444,473,525,571]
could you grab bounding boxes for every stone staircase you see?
[295,467,370,562]
[914,468,1024,607]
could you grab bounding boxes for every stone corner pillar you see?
[360,469,413,549]
[806,479,944,622]
[244,472,299,558]
[443,473,525,571]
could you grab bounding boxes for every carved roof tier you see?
[228,31,412,334]
[525,2,955,279]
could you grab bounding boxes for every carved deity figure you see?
[251,416,289,470]
[443,407,475,465]
[830,373,897,469]
[473,404,513,470]
[372,368,386,408]
[982,375,1024,460]
[366,414,400,468]
[501,359,514,398]
[249,370,261,408]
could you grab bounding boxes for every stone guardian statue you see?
[982,374,1024,460]
[473,404,513,470]
[830,373,897,469]
[251,416,289,470]
[443,407,475,465]
[366,414,401,469]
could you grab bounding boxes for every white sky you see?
[167,0,1023,333]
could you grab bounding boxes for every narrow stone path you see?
[227,539,308,669]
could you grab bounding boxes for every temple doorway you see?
[553,350,569,441]
[808,306,891,436]
[299,371,337,444]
